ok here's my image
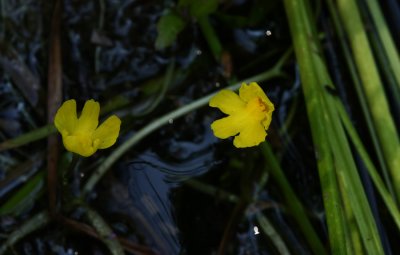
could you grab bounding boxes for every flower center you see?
[244,97,269,122]
[71,131,100,150]
[256,97,268,112]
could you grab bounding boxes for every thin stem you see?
[0,211,50,254]
[198,16,222,61]
[256,213,291,255]
[0,124,56,151]
[135,60,175,117]
[260,142,328,255]
[85,206,125,255]
[184,179,239,203]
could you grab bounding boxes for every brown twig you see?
[58,216,158,255]
[47,0,63,216]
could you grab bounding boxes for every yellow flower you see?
[209,82,274,148]
[54,99,121,157]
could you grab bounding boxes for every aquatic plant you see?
[209,82,274,148]
[54,99,121,157]
[0,0,399,254]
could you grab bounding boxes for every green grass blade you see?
[325,0,396,202]
[314,52,384,254]
[336,101,400,230]
[365,0,400,91]
[336,0,400,200]
[0,170,44,216]
[283,0,348,253]
[198,16,223,61]
[338,179,363,255]
[321,85,384,254]
[284,0,386,253]
[261,142,328,255]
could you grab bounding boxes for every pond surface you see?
[0,0,341,254]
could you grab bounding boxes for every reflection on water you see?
[100,122,218,254]
[127,163,181,255]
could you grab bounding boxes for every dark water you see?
[0,0,329,254]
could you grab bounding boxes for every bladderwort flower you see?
[54,99,121,157]
[209,82,274,148]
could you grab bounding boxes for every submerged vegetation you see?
[0,0,399,254]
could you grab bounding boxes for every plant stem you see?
[198,16,222,61]
[85,206,125,255]
[256,213,291,255]
[185,179,239,203]
[0,211,50,254]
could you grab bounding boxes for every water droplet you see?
[168,119,174,124]
[254,226,260,235]
[215,82,220,88]
[80,173,85,178]
[196,49,202,55]
[67,248,76,255]
[17,102,24,111]
[265,30,272,36]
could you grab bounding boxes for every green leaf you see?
[0,171,44,216]
[189,0,219,19]
[177,0,192,8]
[155,11,186,50]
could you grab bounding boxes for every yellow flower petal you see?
[233,122,267,148]
[263,99,274,128]
[211,115,244,139]
[54,99,122,157]
[93,115,121,149]
[208,82,274,148]
[63,134,97,157]
[209,90,246,114]
[77,99,100,132]
[54,99,78,136]
[239,82,269,104]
